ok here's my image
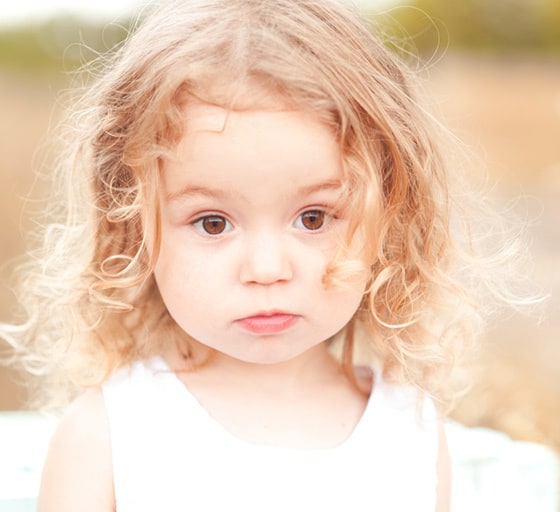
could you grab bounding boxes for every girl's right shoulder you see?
[37,389,115,512]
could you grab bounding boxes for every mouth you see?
[235,311,300,335]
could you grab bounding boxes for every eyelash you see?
[190,207,336,236]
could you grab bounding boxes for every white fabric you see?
[103,357,440,511]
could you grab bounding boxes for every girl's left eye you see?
[192,215,233,235]
[294,209,330,231]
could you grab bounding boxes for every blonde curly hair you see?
[2,0,529,410]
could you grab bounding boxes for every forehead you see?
[176,100,340,159]
[162,101,344,201]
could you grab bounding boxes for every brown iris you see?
[300,210,325,230]
[201,216,228,234]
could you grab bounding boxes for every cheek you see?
[154,242,230,314]
[335,286,365,316]
[315,266,366,314]
[153,246,193,304]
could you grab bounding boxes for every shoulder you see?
[37,389,114,512]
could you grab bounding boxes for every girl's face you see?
[154,100,367,366]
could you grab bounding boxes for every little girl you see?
[1,0,529,511]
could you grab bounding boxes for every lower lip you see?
[237,314,299,335]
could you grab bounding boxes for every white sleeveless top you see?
[103,357,440,511]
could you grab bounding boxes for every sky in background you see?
[1,0,395,25]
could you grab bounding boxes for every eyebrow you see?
[297,179,343,196]
[166,179,343,202]
[166,185,232,202]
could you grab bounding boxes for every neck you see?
[165,338,344,395]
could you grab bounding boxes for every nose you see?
[239,232,293,285]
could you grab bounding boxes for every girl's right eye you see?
[192,215,232,235]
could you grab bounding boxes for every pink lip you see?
[236,312,299,335]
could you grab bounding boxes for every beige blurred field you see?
[423,55,560,451]
[0,54,559,449]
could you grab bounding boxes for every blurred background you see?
[0,0,559,454]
